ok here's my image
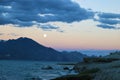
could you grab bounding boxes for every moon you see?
[43,34,47,38]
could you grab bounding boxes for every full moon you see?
[43,34,47,38]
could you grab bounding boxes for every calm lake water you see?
[0,60,77,80]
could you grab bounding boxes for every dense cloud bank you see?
[0,0,120,30]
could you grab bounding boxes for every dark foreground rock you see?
[51,68,100,80]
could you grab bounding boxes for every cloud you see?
[0,33,4,35]
[0,0,94,30]
[0,33,19,36]
[95,12,120,29]
[0,0,120,30]
[97,18,120,25]
[7,33,19,36]
[98,13,120,19]
[39,24,64,32]
[40,24,59,30]
[97,24,117,29]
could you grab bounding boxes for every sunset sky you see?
[0,0,120,51]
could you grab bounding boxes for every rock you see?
[63,67,69,70]
[73,66,87,73]
[41,65,53,70]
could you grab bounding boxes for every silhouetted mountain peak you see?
[0,37,87,61]
[17,37,31,40]
[8,37,36,43]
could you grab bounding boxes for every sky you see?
[0,0,120,51]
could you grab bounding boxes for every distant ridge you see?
[0,37,87,61]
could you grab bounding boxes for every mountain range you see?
[0,37,87,61]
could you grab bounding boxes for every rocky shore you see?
[52,51,120,80]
